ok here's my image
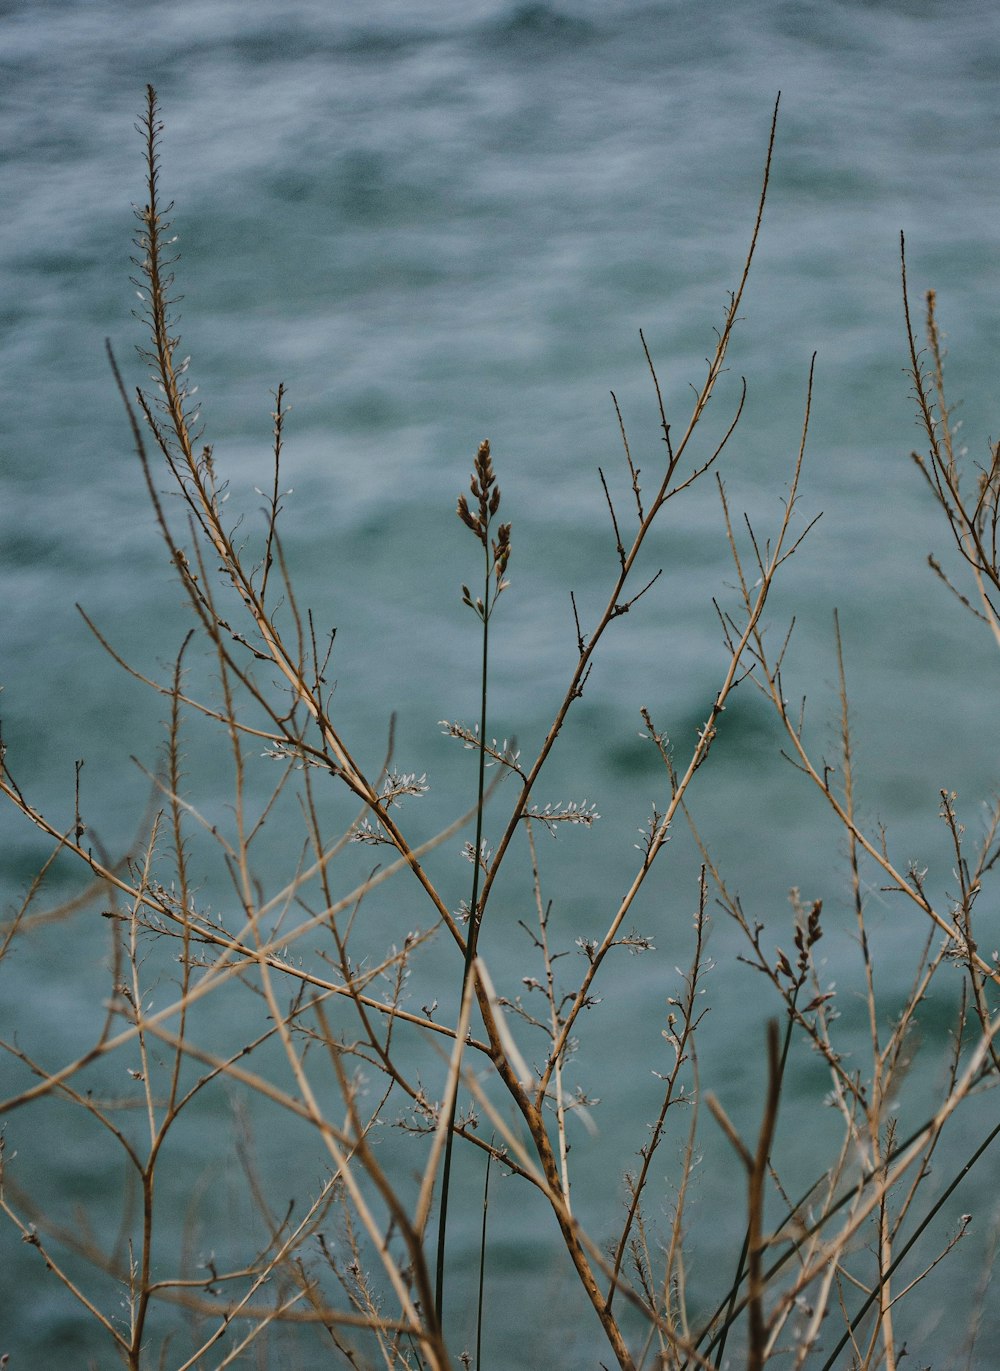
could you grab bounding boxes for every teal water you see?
[2,2,1000,1366]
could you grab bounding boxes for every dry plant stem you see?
[834,609,896,1368]
[760,1013,1000,1354]
[0,790,494,1116]
[632,1044,703,1369]
[0,838,88,949]
[129,94,465,951]
[936,788,1000,1077]
[705,1022,781,1371]
[662,1059,700,1356]
[0,1192,130,1352]
[475,96,780,945]
[747,1023,782,1371]
[449,1050,716,1371]
[124,824,162,1367]
[488,1067,634,1360]
[316,1001,453,1368]
[883,1215,971,1309]
[607,868,709,1313]
[527,819,572,1207]
[676,736,986,1368]
[259,970,436,1354]
[174,1174,348,1371]
[715,412,1000,987]
[672,805,991,1357]
[957,1203,1000,1369]
[764,645,998,980]
[291,727,437,1111]
[165,634,195,1119]
[709,1007,799,1371]
[7,904,456,1358]
[245,933,447,1368]
[461,968,642,1365]
[145,1266,418,1333]
[107,992,413,1357]
[688,1095,970,1367]
[901,235,1000,646]
[817,1116,1000,1371]
[541,350,817,1108]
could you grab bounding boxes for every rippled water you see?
[3,1,1000,1365]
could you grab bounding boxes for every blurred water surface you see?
[2,1,1000,1365]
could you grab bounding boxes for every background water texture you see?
[2,0,1000,1365]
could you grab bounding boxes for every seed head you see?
[457,439,501,548]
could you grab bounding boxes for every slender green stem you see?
[476,1135,495,1370]
[435,529,493,1330]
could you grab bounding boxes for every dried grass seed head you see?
[492,520,512,586]
[457,439,501,548]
